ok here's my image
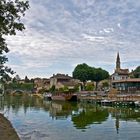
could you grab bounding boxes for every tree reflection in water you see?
[2,95,140,133]
[71,105,109,129]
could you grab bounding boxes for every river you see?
[0,95,140,140]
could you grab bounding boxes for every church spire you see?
[116,52,120,71]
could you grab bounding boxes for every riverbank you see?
[0,113,20,140]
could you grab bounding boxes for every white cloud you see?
[117,23,121,28]
[5,0,140,78]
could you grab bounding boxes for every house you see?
[112,78,140,92]
[34,78,50,93]
[50,73,81,91]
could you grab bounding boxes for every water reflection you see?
[49,101,78,120]
[0,95,140,139]
[72,105,108,129]
[3,95,44,115]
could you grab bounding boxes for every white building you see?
[111,52,129,81]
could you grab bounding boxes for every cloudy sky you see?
[6,0,140,78]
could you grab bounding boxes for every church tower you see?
[116,52,120,72]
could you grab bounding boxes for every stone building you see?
[34,78,50,93]
[50,73,80,90]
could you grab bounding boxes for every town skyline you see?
[6,0,140,78]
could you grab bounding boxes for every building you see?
[34,78,50,93]
[111,52,129,81]
[50,73,80,90]
[112,78,140,92]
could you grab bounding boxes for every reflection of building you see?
[49,102,72,119]
[111,53,140,92]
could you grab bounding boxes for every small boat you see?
[135,101,140,107]
[101,99,113,106]
[43,92,52,100]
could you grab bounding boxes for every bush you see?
[85,83,95,91]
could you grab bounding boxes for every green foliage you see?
[73,63,109,83]
[85,83,95,91]
[94,68,109,82]
[133,66,140,78]
[73,63,90,82]
[58,87,64,92]
[72,106,108,129]
[58,86,69,93]
[0,0,29,81]
[63,86,69,91]
[49,85,56,93]
[58,85,80,93]
[5,82,34,91]
[73,63,109,90]
[74,84,80,92]
[38,88,48,94]
[102,81,109,88]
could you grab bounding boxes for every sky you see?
[6,0,140,78]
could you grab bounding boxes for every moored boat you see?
[101,99,113,106]
[43,92,52,100]
[135,101,140,107]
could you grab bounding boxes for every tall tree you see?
[133,66,140,78]
[0,0,29,82]
[73,63,90,82]
[72,63,109,90]
[93,68,109,89]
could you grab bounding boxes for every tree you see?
[93,68,109,89]
[73,63,92,90]
[0,0,29,82]
[72,63,91,89]
[72,63,109,90]
[49,85,56,93]
[85,82,95,91]
[133,66,140,78]
[102,81,109,88]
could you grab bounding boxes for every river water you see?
[0,95,140,140]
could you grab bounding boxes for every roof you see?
[114,68,129,75]
[112,78,140,83]
[51,73,72,80]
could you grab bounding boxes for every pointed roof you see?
[116,52,120,62]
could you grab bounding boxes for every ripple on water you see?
[20,130,50,140]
